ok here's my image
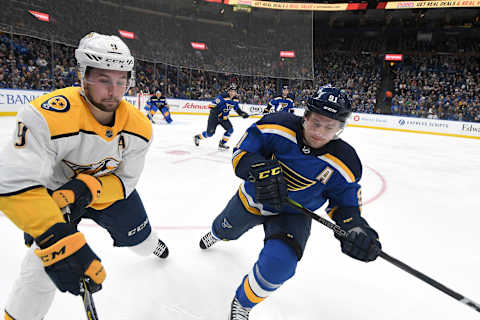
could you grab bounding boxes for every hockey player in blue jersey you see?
[193,84,250,150]
[198,85,382,319]
[263,85,295,114]
[144,89,173,124]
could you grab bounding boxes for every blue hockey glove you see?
[34,222,106,295]
[248,160,288,211]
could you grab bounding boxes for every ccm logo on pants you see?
[128,218,149,236]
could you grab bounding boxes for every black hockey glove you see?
[240,111,249,119]
[339,225,381,262]
[34,222,106,295]
[248,160,288,211]
[52,173,102,222]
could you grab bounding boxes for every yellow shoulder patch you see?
[30,87,83,138]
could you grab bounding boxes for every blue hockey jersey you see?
[145,95,168,112]
[231,112,362,218]
[265,95,295,113]
[211,93,242,120]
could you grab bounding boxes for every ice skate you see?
[199,231,219,249]
[194,134,201,146]
[229,297,251,320]
[218,141,230,151]
[153,239,169,258]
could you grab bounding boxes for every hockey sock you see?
[201,131,209,139]
[220,136,229,145]
[235,239,298,308]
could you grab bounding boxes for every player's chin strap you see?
[79,80,96,110]
[286,198,480,314]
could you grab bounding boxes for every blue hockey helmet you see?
[305,85,352,122]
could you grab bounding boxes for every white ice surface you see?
[0,114,479,320]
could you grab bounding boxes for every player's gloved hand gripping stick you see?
[286,198,480,314]
[37,174,104,319]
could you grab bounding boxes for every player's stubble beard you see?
[84,85,122,113]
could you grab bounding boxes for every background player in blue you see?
[144,89,173,124]
[198,85,382,319]
[193,84,250,150]
[263,85,295,114]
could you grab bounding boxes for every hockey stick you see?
[63,207,101,320]
[286,198,480,313]
[80,277,99,320]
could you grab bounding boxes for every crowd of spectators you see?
[391,55,480,122]
[1,32,479,123]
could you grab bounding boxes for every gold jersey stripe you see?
[0,187,64,237]
[257,124,296,141]
[238,187,261,215]
[322,153,356,182]
[232,150,247,171]
[327,206,338,219]
[4,310,15,320]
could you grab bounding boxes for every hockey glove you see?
[248,160,288,211]
[239,111,249,119]
[34,222,106,295]
[340,225,381,262]
[51,174,102,222]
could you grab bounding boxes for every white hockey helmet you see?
[75,32,135,88]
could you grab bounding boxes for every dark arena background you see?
[1,0,480,122]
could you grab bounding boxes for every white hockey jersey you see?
[0,86,152,237]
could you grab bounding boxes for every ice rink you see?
[0,113,479,320]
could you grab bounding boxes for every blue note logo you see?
[41,95,70,112]
[222,218,232,229]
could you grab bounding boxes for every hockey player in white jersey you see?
[0,32,169,320]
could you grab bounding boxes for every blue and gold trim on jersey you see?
[318,153,356,183]
[277,160,316,191]
[256,124,296,144]
[238,185,260,215]
[232,150,247,171]
[238,183,276,216]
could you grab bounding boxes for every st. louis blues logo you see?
[222,218,232,229]
[41,95,70,112]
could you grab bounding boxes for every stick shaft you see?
[286,198,480,313]
[81,278,99,320]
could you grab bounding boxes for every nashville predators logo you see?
[63,157,121,177]
[41,95,70,112]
